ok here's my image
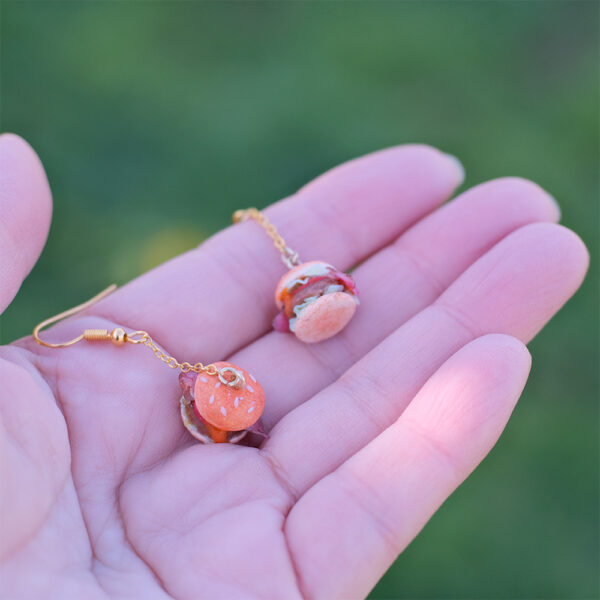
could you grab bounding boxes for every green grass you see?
[1,1,598,598]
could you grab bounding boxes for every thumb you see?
[0,134,52,314]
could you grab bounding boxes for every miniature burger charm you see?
[273,261,359,343]
[233,208,360,343]
[179,362,267,444]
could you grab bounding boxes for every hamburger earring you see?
[32,285,267,445]
[233,207,360,343]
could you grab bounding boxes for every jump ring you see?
[218,367,246,389]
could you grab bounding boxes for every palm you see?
[1,352,300,599]
[0,135,588,600]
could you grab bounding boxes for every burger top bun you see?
[194,362,265,431]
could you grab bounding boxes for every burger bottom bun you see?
[294,291,357,343]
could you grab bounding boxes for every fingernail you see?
[444,153,465,186]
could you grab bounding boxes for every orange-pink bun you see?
[275,261,334,308]
[294,291,357,343]
[194,362,265,431]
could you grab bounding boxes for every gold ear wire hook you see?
[32,284,223,376]
[33,284,120,348]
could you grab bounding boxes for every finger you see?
[0,134,52,314]
[232,177,559,427]
[91,146,463,360]
[99,175,555,470]
[285,334,531,600]
[263,223,588,498]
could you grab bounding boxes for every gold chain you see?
[233,207,301,269]
[126,331,219,375]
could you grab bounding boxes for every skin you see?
[0,134,589,599]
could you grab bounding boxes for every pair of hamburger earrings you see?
[34,208,359,446]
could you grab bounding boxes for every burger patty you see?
[284,274,349,318]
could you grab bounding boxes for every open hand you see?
[0,134,588,599]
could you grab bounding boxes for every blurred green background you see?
[1,1,598,598]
